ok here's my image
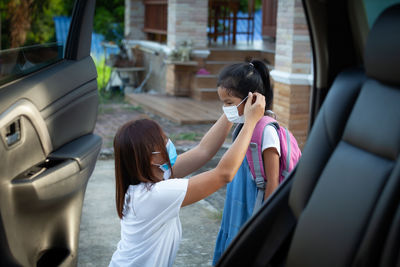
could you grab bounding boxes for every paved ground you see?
[94,100,229,156]
[78,99,229,266]
[78,157,226,267]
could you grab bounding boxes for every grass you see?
[122,105,143,112]
[98,106,114,115]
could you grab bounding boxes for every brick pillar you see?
[167,0,208,49]
[271,0,312,149]
[125,0,146,40]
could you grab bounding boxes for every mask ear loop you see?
[237,95,249,107]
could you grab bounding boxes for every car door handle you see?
[5,118,21,147]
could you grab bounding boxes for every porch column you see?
[125,0,146,40]
[167,0,208,49]
[271,0,312,148]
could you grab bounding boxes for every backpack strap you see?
[282,127,291,179]
[267,123,290,181]
[246,117,274,181]
[251,142,266,215]
[248,116,278,215]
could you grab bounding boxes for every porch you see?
[125,93,222,124]
[121,0,277,100]
[122,40,274,125]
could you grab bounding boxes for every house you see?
[124,0,312,148]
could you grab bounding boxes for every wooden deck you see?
[125,93,222,124]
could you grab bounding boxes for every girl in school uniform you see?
[109,92,265,267]
[213,60,280,264]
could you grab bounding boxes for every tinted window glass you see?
[0,0,75,86]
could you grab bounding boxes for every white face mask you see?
[222,96,248,123]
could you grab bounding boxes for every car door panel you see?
[0,135,101,266]
[0,0,100,266]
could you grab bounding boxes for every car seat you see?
[217,4,400,267]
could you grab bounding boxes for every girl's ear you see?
[151,151,165,165]
[237,102,246,115]
[150,156,156,165]
[150,153,159,165]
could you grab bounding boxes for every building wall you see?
[167,0,208,49]
[125,0,146,40]
[271,0,312,149]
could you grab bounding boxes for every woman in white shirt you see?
[109,92,265,267]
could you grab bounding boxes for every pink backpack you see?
[245,116,302,213]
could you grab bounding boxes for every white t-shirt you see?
[261,125,281,157]
[109,178,189,267]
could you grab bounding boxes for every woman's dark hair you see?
[113,118,171,219]
[217,59,273,110]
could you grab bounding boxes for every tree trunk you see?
[8,0,34,48]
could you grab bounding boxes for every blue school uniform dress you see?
[212,157,257,265]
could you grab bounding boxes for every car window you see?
[363,0,400,27]
[0,1,75,86]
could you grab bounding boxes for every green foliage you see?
[1,0,124,49]
[1,0,12,49]
[93,56,128,104]
[93,57,111,90]
[94,56,112,91]
[239,0,262,12]
[1,0,75,49]
[94,0,124,44]
[26,0,60,45]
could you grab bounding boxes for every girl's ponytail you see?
[250,60,273,110]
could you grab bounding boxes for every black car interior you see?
[217,3,400,267]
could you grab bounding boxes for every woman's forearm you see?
[198,114,233,158]
[171,114,232,178]
[216,120,257,182]
[181,119,258,207]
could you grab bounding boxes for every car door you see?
[0,0,101,266]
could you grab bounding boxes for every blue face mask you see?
[152,139,177,179]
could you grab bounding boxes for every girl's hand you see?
[243,92,265,125]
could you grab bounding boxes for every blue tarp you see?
[53,16,119,60]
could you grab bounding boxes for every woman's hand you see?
[181,92,266,207]
[243,92,265,125]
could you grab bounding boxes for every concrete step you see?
[194,74,218,89]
